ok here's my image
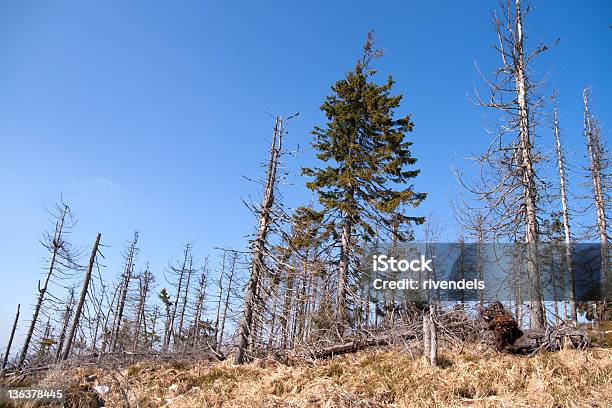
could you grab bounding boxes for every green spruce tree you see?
[302,32,426,332]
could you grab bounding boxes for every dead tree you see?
[177,254,194,346]
[213,251,226,350]
[429,306,438,367]
[37,318,53,361]
[422,312,430,357]
[90,283,106,353]
[466,0,549,329]
[54,288,75,362]
[281,267,296,349]
[2,304,20,372]
[164,243,192,349]
[234,115,288,365]
[18,203,77,368]
[133,263,154,351]
[110,231,139,352]
[217,251,237,353]
[61,233,102,360]
[100,284,119,354]
[191,262,208,348]
[583,89,610,293]
[452,197,490,308]
[552,95,577,323]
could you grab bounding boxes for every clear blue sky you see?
[0,1,610,347]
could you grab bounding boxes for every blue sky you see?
[0,1,610,347]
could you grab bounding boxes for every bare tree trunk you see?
[177,255,193,346]
[55,288,75,362]
[552,97,577,323]
[294,257,309,340]
[234,116,285,365]
[18,205,69,368]
[217,252,236,353]
[38,319,52,360]
[515,287,523,328]
[91,284,106,353]
[583,89,610,292]
[429,306,438,368]
[477,233,485,308]
[133,275,144,351]
[2,304,20,372]
[101,284,119,354]
[192,270,206,348]
[336,216,352,333]
[133,264,152,351]
[111,231,139,352]
[422,313,430,357]
[281,255,295,349]
[62,233,101,360]
[266,276,280,352]
[213,251,226,350]
[514,0,544,330]
[302,267,316,341]
[165,243,190,349]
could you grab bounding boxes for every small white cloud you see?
[93,176,120,191]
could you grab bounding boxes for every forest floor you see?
[8,343,612,408]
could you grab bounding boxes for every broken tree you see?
[234,115,289,365]
[62,233,102,360]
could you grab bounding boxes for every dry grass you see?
[16,346,612,408]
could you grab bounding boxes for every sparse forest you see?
[0,1,610,407]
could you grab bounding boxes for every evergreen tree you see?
[302,32,426,331]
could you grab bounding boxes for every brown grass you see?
[17,346,612,407]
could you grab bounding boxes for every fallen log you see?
[310,330,417,359]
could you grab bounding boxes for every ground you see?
[6,344,611,408]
